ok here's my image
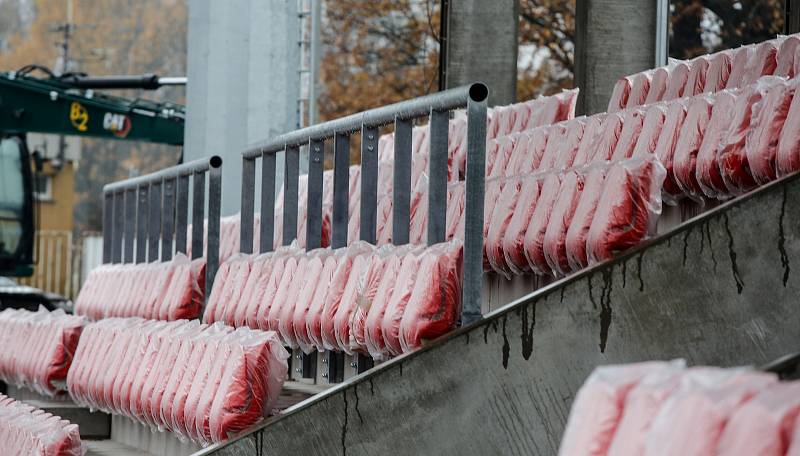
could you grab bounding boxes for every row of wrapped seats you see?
[0,308,85,397]
[203,240,462,360]
[74,253,206,321]
[609,35,800,112]
[0,393,82,456]
[187,90,579,262]
[559,361,800,456]
[66,318,288,445]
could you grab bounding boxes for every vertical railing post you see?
[123,188,136,263]
[283,146,300,246]
[112,191,124,263]
[191,171,205,260]
[148,181,163,262]
[360,125,379,244]
[428,110,449,245]
[135,185,149,263]
[331,133,350,249]
[206,162,222,307]
[393,118,412,245]
[241,157,256,254]
[462,91,488,324]
[260,152,277,253]
[175,174,190,255]
[161,178,176,261]
[102,192,113,264]
[306,140,324,250]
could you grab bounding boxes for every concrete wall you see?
[199,172,800,456]
[446,0,518,106]
[574,0,660,114]
[184,0,299,216]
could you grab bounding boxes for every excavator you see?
[0,66,185,279]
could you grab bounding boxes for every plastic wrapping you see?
[746,78,796,185]
[742,39,779,86]
[727,45,753,89]
[778,77,800,177]
[626,71,652,108]
[684,55,709,96]
[715,382,800,456]
[631,104,667,158]
[572,114,605,167]
[608,76,632,112]
[68,318,288,445]
[502,174,542,275]
[76,253,205,321]
[482,178,503,270]
[538,123,568,171]
[673,95,714,200]
[350,246,394,352]
[297,252,338,353]
[524,172,562,275]
[610,108,646,161]
[543,169,586,276]
[558,361,679,456]
[486,175,524,278]
[696,90,737,198]
[606,360,687,456]
[446,182,466,241]
[643,368,777,456]
[776,35,800,77]
[586,157,666,264]
[488,134,517,179]
[719,78,771,195]
[0,393,82,456]
[644,67,669,104]
[789,416,800,456]
[380,252,423,357]
[526,126,551,171]
[564,165,607,272]
[553,118,587,170]
[592,112,624,163]
[364,247,406,359]
[0,308,85,396]
[705,50,732,93]
[399,240,463,353]
[319,242,374,351]
[653,99,689,204]
[663,61,690,100]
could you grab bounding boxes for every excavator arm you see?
[0,71,184,144]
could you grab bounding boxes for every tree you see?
[517,0,575,101]
[670,0,785,59]
[0,0,187,234]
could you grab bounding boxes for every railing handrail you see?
[103,156,222,193]
[242,83,488,157]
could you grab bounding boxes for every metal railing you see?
[240,83,488,380]
[101,156,223,304]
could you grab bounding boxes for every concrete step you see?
[197,172,800,455]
